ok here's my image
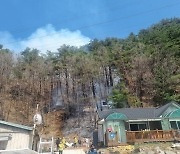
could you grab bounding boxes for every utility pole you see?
[32,104,42,150]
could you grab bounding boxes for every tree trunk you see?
[91,79,96,98]
[104,67,109,87]
[64,68,69,111]
[109,66,113,86]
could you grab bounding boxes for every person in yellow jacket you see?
[59,142,65,154]
[73,137,78,148]
[62,137,66,145]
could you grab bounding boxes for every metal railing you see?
[38,137,54,154]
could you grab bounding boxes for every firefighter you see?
[56,137,60,151]
[73,137,78,148]
[59,141,65,154]
[62,137,66,145]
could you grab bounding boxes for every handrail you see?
[126,130,180,143]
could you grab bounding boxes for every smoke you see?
[51,84,65,109]
[0,24,90,53]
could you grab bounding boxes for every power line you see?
[14,15,180,53]
[1,2,180,49]
[2,1,135,35]
[73,3,180,30]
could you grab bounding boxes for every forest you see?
[0,18,179,128]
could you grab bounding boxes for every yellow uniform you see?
[74,137,78,144]
[62,137,66,145]
[74,137,78,148]
[59,143,65,154]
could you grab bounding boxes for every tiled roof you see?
[156,101,179,117]
[0,120,33,131]
[98,108,156,120]
[98,102,180,120]
[0,149,37,154]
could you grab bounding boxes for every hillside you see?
[0,18,179,137]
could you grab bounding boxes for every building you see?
[0,120,33,150]
[97,101,180,146]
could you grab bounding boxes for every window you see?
[130,123,147,131]
[170,121,180,130]
[170,121,178,130]
[149,121,162,130]
[130,124,138,131]
[139,124,147,130]
[178,121,180,129]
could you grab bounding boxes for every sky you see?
[0,0,180,53]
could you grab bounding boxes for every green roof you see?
[98,102,180,120]
[164,109,180,118]
[0,120,33,131]
[106,112,128,120]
